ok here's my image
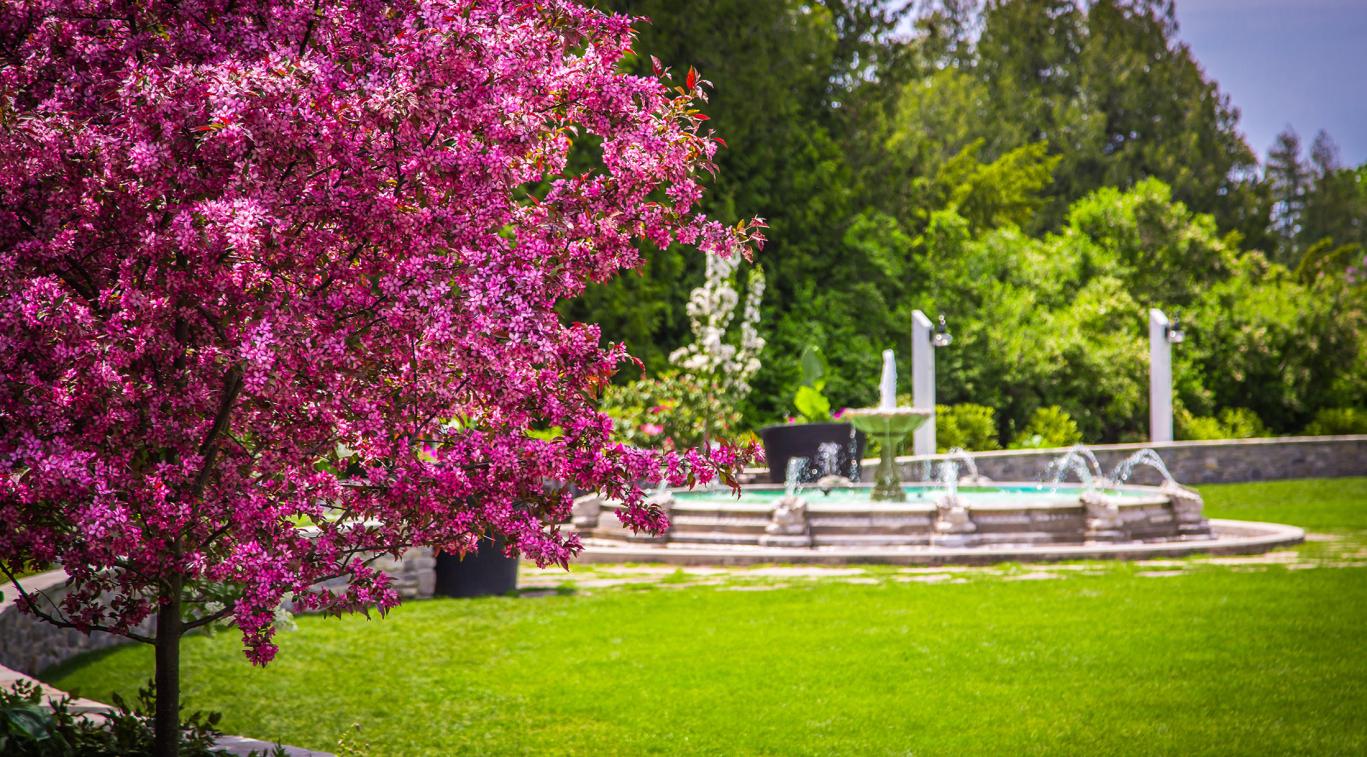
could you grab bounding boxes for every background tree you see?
[0,1,760,753]
[1266,128,1310,264]
[576,0,1366,445]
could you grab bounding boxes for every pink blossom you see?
[0,0,761,666]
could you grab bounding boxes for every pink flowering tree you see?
[0,0,762,751]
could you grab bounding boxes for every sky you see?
[1174,0,1367,167]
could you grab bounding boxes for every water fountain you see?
[762,457,814,547]
[944,447,983,483]
[842,350,932,501]
[933,457,977,546]
[570,357,1300,563]
[1110,448,1177,486]
[1109,448,1208,539]
[783,456,810,497]
[1044,445,1105,489]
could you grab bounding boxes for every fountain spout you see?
[843,349,932,502]
[944,447,982,483]
[1047,445,1107,490]
[1109,448,1177,487]
[784,456,810,498]
[879,349,897,411]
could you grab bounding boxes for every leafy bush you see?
[936,404,1001,452]
[1180,256,1364,432]
[1220,408,1271,438]
[1010,406,1083,449]
[0,679,274,756]
[1178,407,1270,440]
[1303,407,1367,435]
[600,371,723,451]
[1178,413,1227,441]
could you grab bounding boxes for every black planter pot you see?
[759,423,867,484]
[434,538,519,598]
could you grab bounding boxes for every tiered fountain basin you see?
[570,483,1303,565]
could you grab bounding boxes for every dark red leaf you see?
[686,66,697,91]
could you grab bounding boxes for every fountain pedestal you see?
[842,408,932,502]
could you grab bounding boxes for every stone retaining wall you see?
[855,435,1367,485]
[0,579,153,677]
[1,548,437,679]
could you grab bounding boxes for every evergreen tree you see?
[1265,127,1309,265]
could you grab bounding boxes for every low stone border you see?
[0,569,331,757]
[574,518,1305,566]
[862,435,1367,485]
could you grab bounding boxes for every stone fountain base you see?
[572,519,1302,566]
[571,482,1303,566]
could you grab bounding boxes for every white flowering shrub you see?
[667,254,766,443]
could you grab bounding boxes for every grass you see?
[1200,476,1367,532]
[42,478,1367,756]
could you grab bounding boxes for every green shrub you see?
[1178,413,1226,441]
[1220,408,1270,438]
[0,679,265,756]
[600,371,734,451]
[1010,405,1084,449]
[936,404,1001,452]
[1303,407,1367,435]
[1178,407,1270,440]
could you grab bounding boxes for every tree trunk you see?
[153,580,182,757]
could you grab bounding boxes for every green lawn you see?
[44,478,1367,756]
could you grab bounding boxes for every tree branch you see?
[0,565,154,644]
[180,605,236,633]
[189,364,245,499]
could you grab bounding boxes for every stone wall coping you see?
[895,434,1367,462]
[1,569,331,757]
[741,433,1367,481]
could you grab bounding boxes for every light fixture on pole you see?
[932,314,953,348]
[1165,312,1185,344]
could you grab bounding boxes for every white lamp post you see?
[1148,308,1183,443]
[912,310,952,456]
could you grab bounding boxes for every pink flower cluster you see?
[0,0,761,663]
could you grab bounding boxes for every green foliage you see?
[1268,129,1367,274]
[1177,407,1270,441]
[799,343,826,388]
[792,386,832,425]
[565,0,1366,443]
[935,404,1000,452]
[1304,408,1367,436]
[0,684,62,757]
[791,344,833,423]
[599,371,729,451]
[1176,413,1225,442]
[1219,408,1271,439]
[1010,406,1083,449]
[0,679,255,757]
[1177,258,1364,431]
